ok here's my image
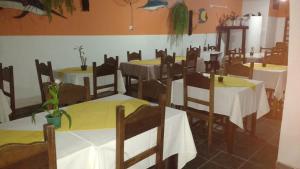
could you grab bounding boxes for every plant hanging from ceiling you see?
[169,2,189,45]
[42,0,75,21]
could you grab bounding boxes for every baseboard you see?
[277,162,295,169]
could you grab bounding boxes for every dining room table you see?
[0,94,197,169]
[53,67,126,95]
[119,56,205,81]
[245,63,287,101]
[245,52,264,62]
[0,89,11,123]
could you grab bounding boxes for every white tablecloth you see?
[201,51,223,62]
[171,79,270,128]
[0,90,11,123]
[245,53,264,62]
[54,70,126,95]
[252,68,287,100]
[0,94,197,169]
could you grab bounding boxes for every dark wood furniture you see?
[187,47,200,58]
[207,44,217,51]
[189,45,201,57]
[225,62,254,79]
[169,62,183,80]
[185,48,198,72]
[116,95,166,169]
[138,78,171,106]
[263,51,287,66]
[0,124,57,169]
[228,52,246,64]
[127,50,142,61]
[204,61,220,73]
[159,53,176,80]
[155,49,167,58]
[217,26,249,56]
[0,63,16,120]
[93,56,118,99]
[35,59,55,103]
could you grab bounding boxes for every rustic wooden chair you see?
[189,45,201,57]
[260,46,272,53]
[187,47,200,58]
[159,53,176,80]
[155,48,167,58]
[93,56,118,99]
[0,63,16,120]
[228,52,245,64]
[183,70,217,151]
[0,124,57,169]
[35,59,55,103]
[207,44,217,51]
[185,49,198,72]
[204,61,220,73]
[126,50,142,91]
[138,77,171,106]
[169,62,183,80]
[264,51,287,65]
[116,95,166,169]
[225,62,254,79]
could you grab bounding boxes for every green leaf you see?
[61,109,72,128]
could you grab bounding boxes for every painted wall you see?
[269,0,289,17]
[277,0,300,168]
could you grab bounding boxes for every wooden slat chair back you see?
[93,56,118,98]
[116,95,166,169]
[127,50,142,61]
[159,53,176,80]
[204,61,220,73]
[183,69,215,150]
[185,49,198,72]
[189,45,201,57]
[169,62,183,80]
[187,47,200,58]
[225,62,254,79]
[228,52,245,64]
[105,54,119,66]
[35,59,55,103]
[0,63,16,120]
[0,124,57,169]
[208,44,217,51]
[155,49,167,58]
[56,77,90,106]
[264,51,286,65]
[138,77,171,106]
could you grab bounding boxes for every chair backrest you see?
[204,61,220,73]
[169,62,183,80]
[183,70,215,118]
[208,44,217,51]
[227,48,237,55]
[93,56,118,97]
[35,59,55,103]
[127,50,142,62]
[189,45,201,57]
[155,48,167,58]
[185,49,198,72]
[0,63,15,119]
[105,54,119,66]
[225,62,254,79]
[138,78,171,106]
[159,53,176,80]
[264,51,287,65]
[0,124,57,169]
[56,77,90,106]
[228,52,245,64]
[116,95,166,169]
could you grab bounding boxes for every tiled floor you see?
[183,113,282,169]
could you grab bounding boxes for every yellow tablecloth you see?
[130,56,186,65]
[59,99,149,131]
[215,76,256,90]
[56,67,92,77]
[244,63,287,71]
[0,130,43,146]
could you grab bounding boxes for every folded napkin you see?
[215,76,256,90]
[0,130,43,146]
[59,99,149,131]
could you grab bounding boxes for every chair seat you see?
[95,91,116,99]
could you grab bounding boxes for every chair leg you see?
[251,113,257,136]
[226,119,236,153]
[208,118,213,152]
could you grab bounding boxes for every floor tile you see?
[199,162,227,169]
[183,156,207,169]
[211,151,246,169]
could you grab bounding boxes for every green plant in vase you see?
[169,2,189,46]
[32,81,72,129]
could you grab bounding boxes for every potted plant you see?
[169,2,189,45]
[42,0,75,21]
[74,45,87,71]
[32,81,72,129]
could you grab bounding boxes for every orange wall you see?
[269,0,289,17]
[0,0,242,35]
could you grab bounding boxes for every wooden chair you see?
[155,49,167,58]
[138,77,171,106]
[264,51,286,65]
[127,50,142,61]
[189,45,201,57]
[159,53,176,80]
[187,47,200,58]
[0,124,57,169]
[228,52,245,64]
[116,95,166,169]
[183,70,216,150]
[185,49,198,72]
[208,44,217,51]
[93,56,118,99]
[204,61,220,73]
[35,59,55,103]
[169,62,183,80]
[56,77,90,106]
[260,46,272,53]
[0,63,16,120]
[225,62,254,79]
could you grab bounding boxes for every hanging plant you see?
[169,2,189,45]
[42,0,75,21]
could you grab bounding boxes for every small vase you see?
[81,65,87,71]
[46,114,61,129]
[218,76,224,83]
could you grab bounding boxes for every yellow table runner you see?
[244,63,287,71]
[59,99,149,131]
[56,66,92,77]
[215,76,256,90]
[0,130,43,146]
[130,56,186,65]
